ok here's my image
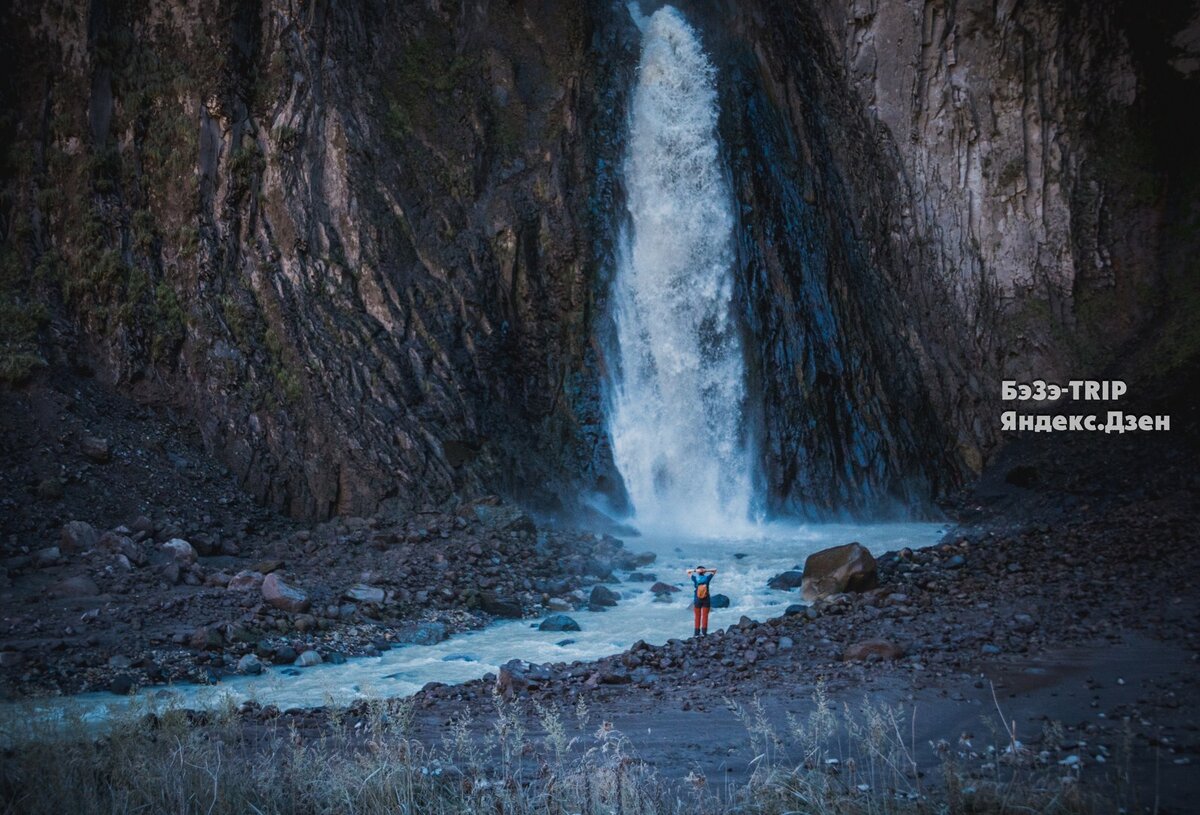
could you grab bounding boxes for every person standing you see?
[686,565,717,636]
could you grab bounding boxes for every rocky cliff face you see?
[1,0,1194,520]
[1,0,635,519]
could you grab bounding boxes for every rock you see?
[36,477,64,500]
[471,502,537,534]
[60,521,99,553]
[109,675,134,695]
[100,533,146,566]
[650,582,680,594]
[801,542,878,603]
[80,435,111,463]
[539,614,581,632]
[480,593,524,618]
[131,516,155,535]
[397,622,447,646]
[842,638,904,662]
[779,636,794,650]
[784,604,805,616]
[261,573,310,613]
[767,570,806,590]
[272,645,298,665]
[344,584,385,603]
[945,554,965,569]
[627,572,656,582]
[34,547,61,567]
[189,627,224,651]
[294,650,322,667]
[107,655,132,669]
[159,562,181,585]
[710,594,731,608]
[161,539,197,565]
[589,585,620,607]
[227,570,265,591]
[237,653,265,674]
[49,575,100,598]
[495,659,554,697]
[546,597,573,611]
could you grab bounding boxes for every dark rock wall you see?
[2,0,1194,520]
[1,0,633,519]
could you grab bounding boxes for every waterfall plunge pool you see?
[5,522,944,729]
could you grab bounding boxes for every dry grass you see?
[0,686,1126,815]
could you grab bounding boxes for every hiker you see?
[686,565,717,636]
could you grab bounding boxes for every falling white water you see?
[608,6,758,537]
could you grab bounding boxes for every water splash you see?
[607,6,759,537]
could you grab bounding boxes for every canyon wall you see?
[1,0,1194,520]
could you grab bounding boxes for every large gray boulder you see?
[261,573,310,613]
[801,542,877,603]
[539,614,581,632]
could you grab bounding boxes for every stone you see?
[801,543,878,603]
[161,539,197,565]
[272,645,298,665]
[344,584,385,603]
[767,570,806,590]
[294,650,322,667]
[36,478,64,500]
[710,594,731,608]
[49,575,100,598]
[261,573,310,613]
[34,547,61,567]
[60,521,99,553]
[627,572,656,582]
[397,622,447,646]
[237,653,265,674]
[842,639,904,662]
[539,614,581,632]
[80,435,111,463]
[189,626,224,651]
[650,581,680,594]
[109,675,134,695]
[778,636,794,650]
[784,604,806,616]
[480,593,523,618]
[589,585,620,607]
[227,570,265,591]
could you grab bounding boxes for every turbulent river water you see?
[9,523,943,725]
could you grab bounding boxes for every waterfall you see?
[606,6,759,536]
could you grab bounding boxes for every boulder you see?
[161,539,197,565]
[842,638,904,662]
[189,626,223,651]
[784,604,806,616]
[801,542,877,603]
[539,614,581,632]
[227,570,264,591]
[294,650,322,667]
[650,581,680,594]
[60,521,99,553]
[109,675,134,695]
[237,653,265,675]
[496,659,553,698]
[34,547,61,567]
[767,570,805,590]
[49,575,100,598]
[589,585,619,607]
[344,584,385,603]
[710,594,730,608]
[261,573,310,613]
[80,435,111,463]
[396,622,447,646]
[479,593,523,619]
